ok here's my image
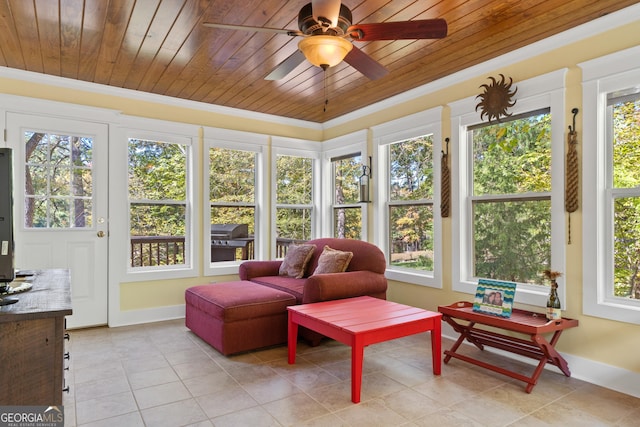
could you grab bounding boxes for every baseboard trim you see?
[108,305,185,328]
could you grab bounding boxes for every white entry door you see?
[7,112,109,328]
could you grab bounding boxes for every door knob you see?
[97,231,105,238]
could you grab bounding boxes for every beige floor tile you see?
[305,380,356,412]
[132,381,192,410]
[128,366,180,390]
[196,385,259,419]
[76,411,145,427]
[172,358,225,380]
[450,392,530,426]
[73,360,126,385]
[240,374,304,404]
[75,390,138,425]
[381,388,443,421]
[262,393,330,425]
[283,365,342,391]
[334,398,408,427]
[412,408,485,427]
[121,353,171,374]
[556,385,640,424]
[182,371,239,397]
[140,398,208,427]
[210,406,282,427]
[74,375,131,402]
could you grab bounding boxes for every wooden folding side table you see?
[438,301,578,393]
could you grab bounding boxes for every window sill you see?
[385,268,440,288]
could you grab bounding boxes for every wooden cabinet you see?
[0,270,72,405]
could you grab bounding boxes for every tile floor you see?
[63,319,640,426]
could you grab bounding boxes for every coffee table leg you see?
[288,311,298,365]
[351,338,364,403]
[431,318,442,375]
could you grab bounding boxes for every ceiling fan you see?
[203,0,447,81]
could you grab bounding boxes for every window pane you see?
[129,204,186,267]
[389,204,433,270]
[334,154,361,204]
[612,96,640,189]
[333,207,361,239]
[276,207,312,241]
[472,113,551,196]
[473,200,550,283]
[390,136,434,201]
[614,197,640,298]
[210,148,255,203]
[611,93,640,300]
[277,155,312,204]
[128,138,188,268]
[129,139,187,201]
[24,131,94,228]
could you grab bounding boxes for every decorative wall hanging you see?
[475,74,518,123]
[566,108,579,244]
[441,138,450,217]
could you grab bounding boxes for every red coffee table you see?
[287,296,442,403]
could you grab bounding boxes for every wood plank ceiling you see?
[0,0,636,123]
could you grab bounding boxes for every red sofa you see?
[186,238,388,354]
[239,237,388,345]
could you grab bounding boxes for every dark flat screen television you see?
[0,147,15,285]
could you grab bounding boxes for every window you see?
[388,136,435,272]
[322,132,367,239]
[581,45,640,324]
[23,131,94,229]
[332,153,363,240]
[128,138,189,269]
[208,147,257,263]
[609,90,640,301]
[451,70,566,305]
[373,108,442,287]
[275,153,314,251]
[469,109,551,283]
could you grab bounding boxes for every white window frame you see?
[372,108,442,287]
[203,128,268,276]
[580,45,640,324]
[271,137,321,256]
[322,131,368,239]
[451,70,567,306]
[119,117,199,282]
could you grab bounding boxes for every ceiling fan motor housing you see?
[298,3,352,35]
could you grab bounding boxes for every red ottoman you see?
[185,281,297,355]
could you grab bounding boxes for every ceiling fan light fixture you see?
[298,35,353,68]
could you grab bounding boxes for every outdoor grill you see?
[210,224,253,261]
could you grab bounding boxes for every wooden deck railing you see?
[130,236,309,267]
[130,236,185,267]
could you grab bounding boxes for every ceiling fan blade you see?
[312,0,342,27]
[203,22,302,37]
[343,46,388,80]
[348,19,447,41]
[265,50,307,80]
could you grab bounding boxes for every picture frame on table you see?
[472,279,517,318]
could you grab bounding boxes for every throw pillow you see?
[313,245,354,275]
[279,243,316,278]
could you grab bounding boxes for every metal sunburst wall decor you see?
[475,74,518,123]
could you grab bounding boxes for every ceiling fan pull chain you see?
[323,67,329,113]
